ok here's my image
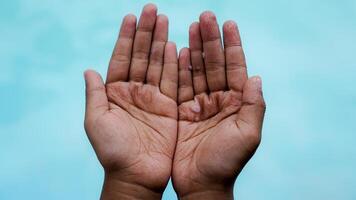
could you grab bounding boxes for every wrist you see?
[174,179,235,200]
[100,173,162,200]
[179,189,234,200]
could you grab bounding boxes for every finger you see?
[160,42,178,101]
[236,76,266,135]
[223,21,247,92]
[199,11,226,92]
[146,14,168,86]
[106,14,136,83]
[84,70,109,118]
[189,22,208,94]
[129,3,157,82]
[178,48,194,104]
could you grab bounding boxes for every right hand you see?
[172,11,266,200]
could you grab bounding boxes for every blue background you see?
[1,0,356,199]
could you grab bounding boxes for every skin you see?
[84,4,266,200]
[172,12,266,199]
[84,4,178,199]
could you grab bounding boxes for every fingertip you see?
[199,11,220,41]
[223,20,237,31]
[169,41,176,46]
[139,3,157,24]
[223,20,241,46]
[245,76,263,93]
[179,47,189,57]
[143,3,158,13]
[153,14,169,41]
[252,76,262,90]
[189,22,202,51]
[252,75,262,81]
[84,69,109,114]
[166,41,177,50]
[84,69,96,80]
[119,14,137,37]
[84,69,105,91]
[250,75,261,82]
[123,14,137,23]
[157,14,168,22]
[249,76,266,108]
[152,14,169,44]
[156,14,168,28]
[189,22,200,33]
[199,11,216,23]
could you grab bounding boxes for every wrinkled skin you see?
[84,3,266,200]
[84,4,179,198]
[172,12,266,198]
[87,82,177,189]
[174,90,262,196]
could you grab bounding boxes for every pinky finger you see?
[178,48,194,104]
[160,42,178,101]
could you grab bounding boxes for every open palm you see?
[172,12,266,198]
[84,4,266,199]
[84,4,178,196]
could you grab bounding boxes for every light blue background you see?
[1,0,356,199]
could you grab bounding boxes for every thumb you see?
[237,76,266,132]
[84,69,109,119]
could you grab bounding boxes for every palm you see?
[172,12,265,196]
[174,90,259,191]
[84,4,179,193]
[90,82,177,189]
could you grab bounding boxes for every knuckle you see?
[87,85,105,94]
[133,50,149,60]
[150,49,164,64]
[111,52,130,63]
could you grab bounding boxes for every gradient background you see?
[1,0,356,199]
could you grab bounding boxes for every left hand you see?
[84,4,178,199]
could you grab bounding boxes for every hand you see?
[84,4,178,199]
[172,12,266,199]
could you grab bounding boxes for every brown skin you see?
[84,4,266,200]
[172,12,266,199]
[84,4,178,199]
